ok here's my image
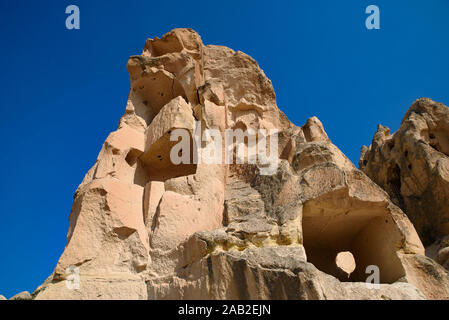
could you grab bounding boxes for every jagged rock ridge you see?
[360,98,449,270]
[33,29,449,300]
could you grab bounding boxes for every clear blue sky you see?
[0,0,448,298]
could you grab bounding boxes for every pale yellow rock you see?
[143,181,165,227]
[398,253,449,300]
[140,96,196,181]
[34,30,449,301]
[151,163,225,252]
[35,274,148,300]
[10,291,31,300]
[360,98,449,268]
[302,116,329,142]
[144,96,195,151]
[54,178,149,282]
[150,190,220,251]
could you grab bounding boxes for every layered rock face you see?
[34,29,449,300]
[360,98,449,270]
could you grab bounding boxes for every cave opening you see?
[302,192,406,284]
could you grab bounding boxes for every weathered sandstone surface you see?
[33,29,449,300]
[360,98,449,272]
[9,291,32,300]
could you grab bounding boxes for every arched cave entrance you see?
[302,189,406,284]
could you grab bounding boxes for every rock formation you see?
[9,291,32,300]
[360,98,449,271]
[33,29,449,300]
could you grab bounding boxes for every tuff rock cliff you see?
[360,98,449,271]
[33,29,449,300]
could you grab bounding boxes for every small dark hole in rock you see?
[125,149,142,167]
[388,141,395,150]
